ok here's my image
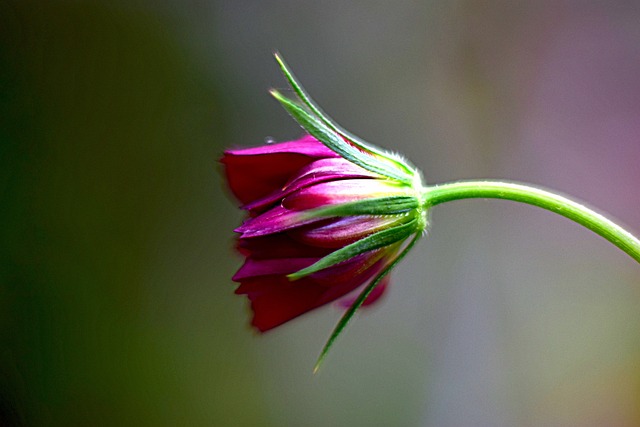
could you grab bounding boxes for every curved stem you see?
[422,180,640,264]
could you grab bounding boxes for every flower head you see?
[223,135,426,332]
[222,54,427,369]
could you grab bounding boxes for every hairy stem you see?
[423,180,640,264]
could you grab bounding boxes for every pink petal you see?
[282,179,409,211]
[283,158,379,192]
[242,158,378,214]
[235,205,321,238]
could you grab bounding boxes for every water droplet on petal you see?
[264,136,276,144]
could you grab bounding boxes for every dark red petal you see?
[309,249,387,285]
[338,275,390,308]
[233,248,385,283]
[313,259,387,305]
[232,258,319,281]
[289,215,405,248]
[235,257,387,332]
[237,276,327,332]
[221,136,339,205]
[236,233,333,259]
[222,153,311,206]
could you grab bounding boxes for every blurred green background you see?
[1,1,639,426]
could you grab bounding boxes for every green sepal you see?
[270,89,414,184]
[299,195,420,219]
[313,234,420,373]
[274,53,416,178]
[287,217,418,281]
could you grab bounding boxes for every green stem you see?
[422,180,640,264]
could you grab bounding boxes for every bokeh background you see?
[2,1,640,426]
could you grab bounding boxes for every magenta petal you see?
[283,158,378,191]
[242,158,378,214]
[241,191,295,215]
[225,135,338,157]
[283,179,407,211]
[235,205,321,238]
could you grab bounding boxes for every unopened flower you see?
[223,135,426,332]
